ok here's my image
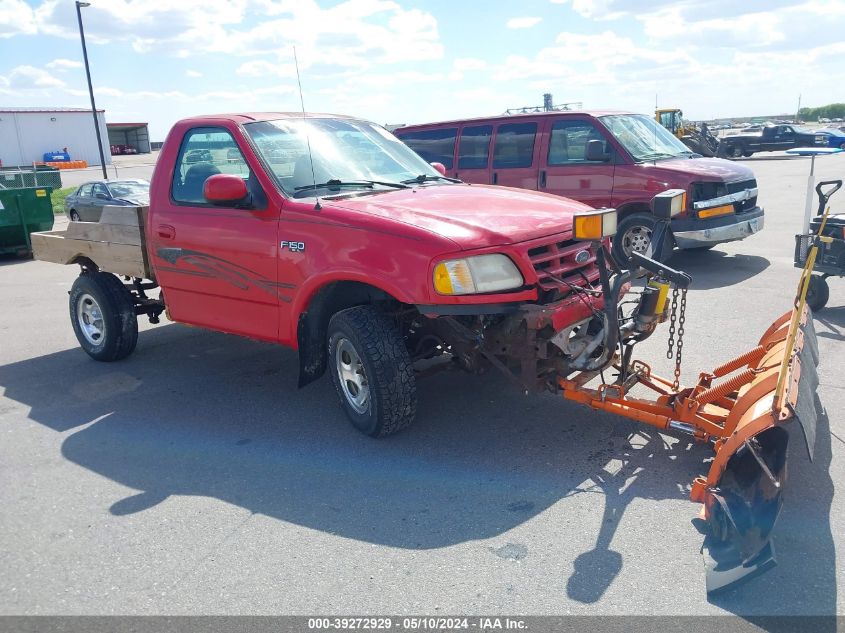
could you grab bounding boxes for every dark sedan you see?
[64,179,150,222]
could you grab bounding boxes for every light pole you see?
[75,1,108,180]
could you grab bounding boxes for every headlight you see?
[433,254,524,295]
[573,208,618,240]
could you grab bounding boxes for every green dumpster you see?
[0,186,55,256]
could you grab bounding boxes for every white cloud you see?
[0,0,36,38]
[185,69,202,78]
[236,60,296,78]
[506,16,542,29]
[46,58,83,71]
[2,65,65,90]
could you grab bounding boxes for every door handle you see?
[157,224,175,240]
[492,172,498,185]
[539,170,547,188]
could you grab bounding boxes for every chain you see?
[673,289,687,391]
[666,287,678,360]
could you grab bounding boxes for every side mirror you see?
[585,140,610,162]
[95,192,109,200]
[430,162,447,176]
[204,173,249,206]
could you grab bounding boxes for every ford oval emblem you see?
[575,249,590,264]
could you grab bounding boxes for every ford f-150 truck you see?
[32,112,646,437]
[717,124,828,158]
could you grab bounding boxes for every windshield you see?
[601,114,692,161]
[244,118,442,197]
[109,182,149,198]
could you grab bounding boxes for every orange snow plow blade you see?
[559,288,820,595]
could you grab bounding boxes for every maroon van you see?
[394,111,763,262]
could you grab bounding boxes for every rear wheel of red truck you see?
[327,305,417,437]
[69,272,138,361]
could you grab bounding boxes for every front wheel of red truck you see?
[69,272,138,362]
[328,305,417,437]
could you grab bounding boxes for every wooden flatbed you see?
[31,206,154,280]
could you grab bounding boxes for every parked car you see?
[64,179,150,222]
[110,144,138,155]
[717,124,828,158]
[394,111,764,262]
[184,148,213,164]
[811,128,845,149]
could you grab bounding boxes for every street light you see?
[75,0,108,180]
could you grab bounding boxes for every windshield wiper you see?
[638,152,676,161]
[293,179,409,196]
[401,174,462,185]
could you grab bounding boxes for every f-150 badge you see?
[280,241,306,252]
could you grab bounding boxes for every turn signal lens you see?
[573,209,617,240]
[698,204,734,219]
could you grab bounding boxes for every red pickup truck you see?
[34,112,651,437]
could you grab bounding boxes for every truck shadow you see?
[0,324,835,615]
[669,249,770,290]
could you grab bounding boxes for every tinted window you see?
[92,183,109,198]
[398,128,456,169]
[171,127,251,205]
[79,184,93,197]
[493,122,537,168]
[548,120,608,164]
[458,125,492,169]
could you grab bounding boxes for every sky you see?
[0,0,843,140]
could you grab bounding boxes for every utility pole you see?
[75,1,108,180]
[796,94,802,123]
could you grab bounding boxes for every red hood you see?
[641,157,755,183]
[327,184,593,250]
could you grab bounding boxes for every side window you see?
[171,127,252,205]
[548,120,608,165]
[79,184,93,197]
[92,183,109,198]
[458,125,492,169]
[398,128,456,169]
[493,122,537,169]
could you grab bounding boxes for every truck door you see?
[491,121,541,190]
[772,126,796,151]
[454,124,492,185]
[537,117,615,208]
[149,125,281,342]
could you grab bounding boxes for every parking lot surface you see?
[1,154,843,617]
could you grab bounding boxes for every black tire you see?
[327,305,416,437]
[805,275,830,312]
[612,212,673,266]
[743,151,754,158]
[69,272,138,361]
[69,209,80,222]
[730,145,744,159]
[839,142,845,150]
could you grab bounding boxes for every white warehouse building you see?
[0,107,113,167]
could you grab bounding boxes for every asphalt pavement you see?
[1,153,843,619]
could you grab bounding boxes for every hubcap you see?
[76,293,105,345]
[335,338,370,414]
[622,225,652,258]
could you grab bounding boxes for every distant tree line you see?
[799,103,845,120]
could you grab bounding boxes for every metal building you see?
[0,107,112,167]
[107,122,151,154]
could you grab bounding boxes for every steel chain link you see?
[673,289,688,391]
[666,288,678,360]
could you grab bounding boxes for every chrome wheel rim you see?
[622,225,652,258]
[335,338,370,414]
[77,293,105,345]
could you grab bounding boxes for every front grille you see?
[693,178,758,215]
[526,238,600,301]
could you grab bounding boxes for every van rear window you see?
[458,125,492,169]
[398,128,457,168]
[493,123,537,169]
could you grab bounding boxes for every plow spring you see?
[560,251,823,595]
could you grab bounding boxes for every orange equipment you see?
[560,190,821,594]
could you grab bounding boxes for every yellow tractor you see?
[656,108,719,157]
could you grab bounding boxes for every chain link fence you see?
[0,166,63,190]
